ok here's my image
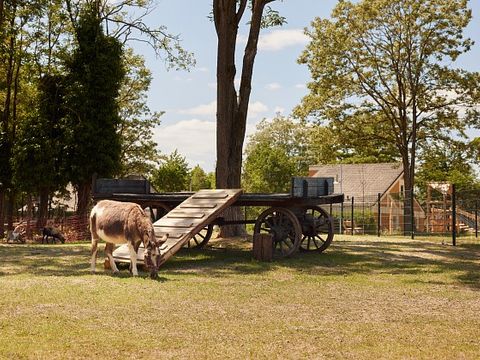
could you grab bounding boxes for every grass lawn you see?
[0,235,479,359]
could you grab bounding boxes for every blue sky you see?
[130,0,480,173]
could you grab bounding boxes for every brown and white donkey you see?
[90,200,167,279]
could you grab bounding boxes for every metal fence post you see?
[340,202,344,235]
[475,200,478,238]
[377,193,381,237]
[411,189,415,240]
[351,196,354,236]
[452,184,456,246]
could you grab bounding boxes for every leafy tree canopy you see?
[150,150,190,192]
[296,0,480,193]
[117,48,163,177]
[189,165,213,191]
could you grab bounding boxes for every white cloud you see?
[207,82,217,89]
[178,101,216,116]
[238,29,309,52]
[178,100,268,118]
[274,106,285,114]
[248,101,269,118]
[197,66,209,72]
[266,82,282,91]
[294,83,306,89]
[154,119,217,171]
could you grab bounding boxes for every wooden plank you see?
[191,191,229,199]
[179,203,217,209]
[166,212,206,219]
[156,232,184,239]
[157,189,242,266]
[156,218,195,228]
[113,189,243,267]
[154,226,194,234]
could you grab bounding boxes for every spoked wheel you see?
[184,224,214,249]
[154,204,171,222]
[298,206,334,252]
[144,204,171,223]
[254,207,302,258]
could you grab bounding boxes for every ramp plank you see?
[113,189,242,267]
[166,212,206,219]
[179,203,217,209]
[157,218,195,228]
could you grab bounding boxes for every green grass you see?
[0,235,479,359]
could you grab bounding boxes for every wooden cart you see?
[93,177,344,266]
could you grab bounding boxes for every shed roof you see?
[309,163,403,200]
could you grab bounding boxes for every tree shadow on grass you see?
[0,244,165,281]
[1,239,479,289]
[164,239,480,290]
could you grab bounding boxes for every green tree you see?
[189,165,212,191]
[64,3,125,215]
[416,140,479,195]
[296,0,480,230]
[117,48,163,177]
[150,150,190,192]
[242,116,331,193]
[0,0,43,234]
[13,74,68,228]
[243,146,296,193]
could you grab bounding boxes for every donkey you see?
[89,200,168,279]
[42,226,65,244]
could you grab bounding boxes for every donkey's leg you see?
[90,230,100,273]
[105,243,119,273]
[127,242,139,276]
[129,241,142,274]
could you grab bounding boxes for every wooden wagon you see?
[92,177,344,266]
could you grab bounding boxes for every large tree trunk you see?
[26,194,33,239]
[214,0,269,237]
[0,191,4,237]
[6,190,14,231]
[37,188,49,229]
[76,181,91,216]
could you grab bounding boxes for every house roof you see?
[309,163,403,200]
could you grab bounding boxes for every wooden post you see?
[253,233,273,261]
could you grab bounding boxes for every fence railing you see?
[323,187,480,245]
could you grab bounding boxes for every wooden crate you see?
[94,178,151,195]
[291,177,334,197]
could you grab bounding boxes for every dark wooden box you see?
[291,177,334,198]
[94,178,151,195]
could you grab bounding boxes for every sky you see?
[129,0,480,173]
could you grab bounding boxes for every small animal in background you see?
[42,226,66,244]
[7,222,26,243]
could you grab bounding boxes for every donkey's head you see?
[142,224,161,279]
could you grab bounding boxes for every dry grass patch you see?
[0,236,479,359]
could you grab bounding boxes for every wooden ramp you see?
[112,189,242,267]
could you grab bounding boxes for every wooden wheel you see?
[147,204,170,222]
[184,224,214,249]
[298,206,334,252]
[254,207,302,258]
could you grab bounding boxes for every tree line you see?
[0,0,193,236]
